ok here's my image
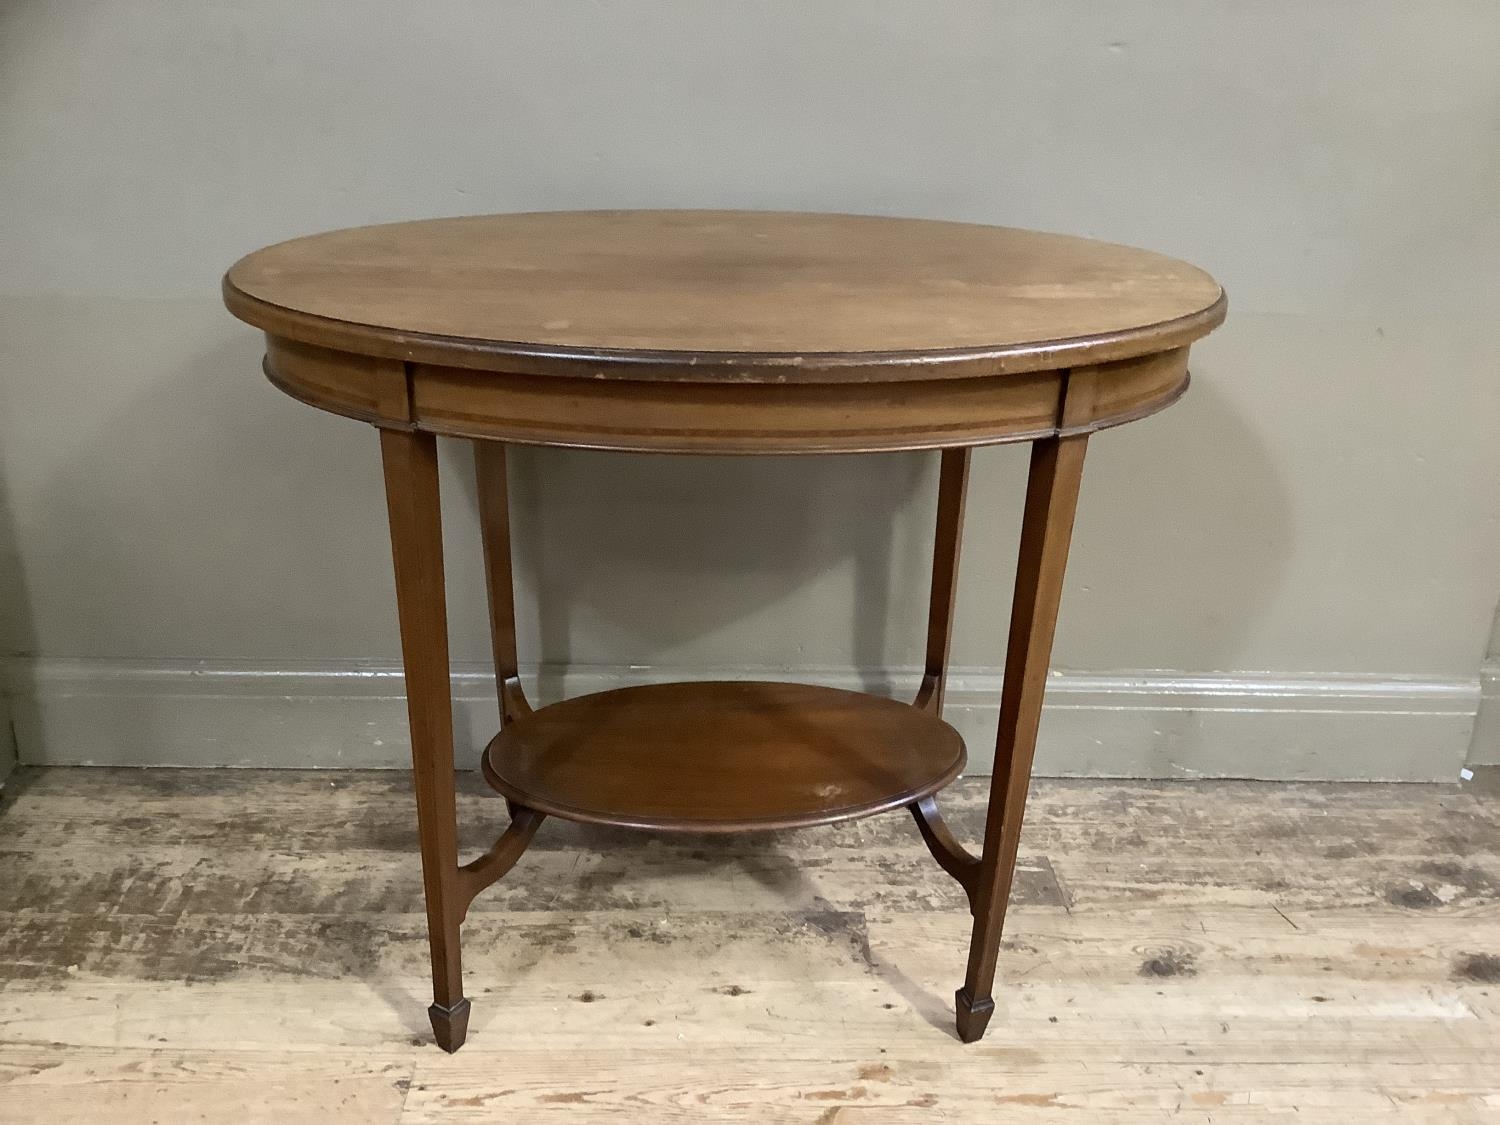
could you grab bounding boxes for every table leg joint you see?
[455,804,546,919]
[500,676,533,722]
[912,674,941,714]
[910,795,982,912]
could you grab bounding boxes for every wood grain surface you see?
[3,767,1498,1122]
[483,681,966,831]
[225,211,1225,381]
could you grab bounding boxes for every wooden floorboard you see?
[1,767,1498,1122]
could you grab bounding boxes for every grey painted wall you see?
[2,2,1498,776]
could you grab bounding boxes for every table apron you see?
[263,336,1189,453]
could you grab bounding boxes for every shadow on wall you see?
[1031,361,1293,774]
[24,319,1289,779]
[1057,367,1291,662]
[434,354,1292,753]
[444,443,931,702]
[1466,602,1500,767]
[22,323,932,692]
[0,450,33,778]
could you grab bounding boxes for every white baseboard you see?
[0,658,1480,781]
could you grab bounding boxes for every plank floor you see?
[1,766,1498,1122]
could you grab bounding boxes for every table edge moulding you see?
[221,209,1226,1051]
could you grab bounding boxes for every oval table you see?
[223,210,1225,1051]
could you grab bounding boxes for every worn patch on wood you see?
[1386,883,1444,910]
[1138,947,1198,978]
[1385,862,1498,911]
[1452,952,1500,983]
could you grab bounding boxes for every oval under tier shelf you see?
[481,681,966,832]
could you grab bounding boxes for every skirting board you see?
[1,658,1479,781]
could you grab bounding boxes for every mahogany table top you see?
[224,210,1224,383]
